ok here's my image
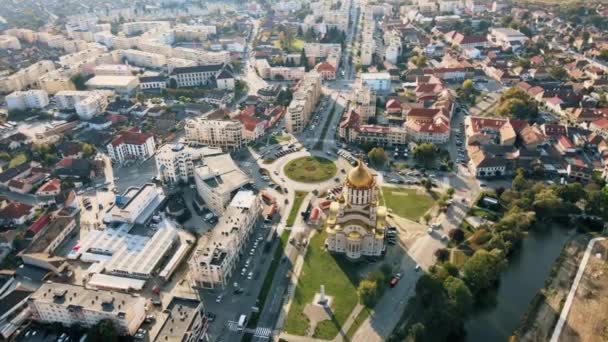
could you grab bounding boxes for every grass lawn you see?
[283,232,360,339]
[284,156,337,183]
[272,38,305,53]
[345,307,371,340]
[286,191,308,227]
[380,186,435,221]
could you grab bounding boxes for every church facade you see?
[325,159,387,260]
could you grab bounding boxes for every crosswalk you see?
[225,321,272,339]
[253,327,272,339]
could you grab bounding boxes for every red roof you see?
[386,99,401,109]
[340,110,360,129]
[455,35,487,45]
[0,202,33,219]
[591,117,608,129]
[236,114,262,132]
[315,61,336,72]
[407,108,442,120]
[37,178,60,193]
[111,130,153,147]
[468,117,508,133]
[558,135,575,149]
[28,214,50,235]
[240,105,256,117]
[310,207,321,221]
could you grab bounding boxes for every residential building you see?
[0,35,21,50]
[155,143,222,184]
[6,90,49,110]
[107,130,156,164]
[94,64,132,76]
[315,62,337,80]
[121,49,167,69]
[0,202,35,226]
[216,69,235,90]
[188,191,260,289]
[193,154,251,215]
[325,160,386,260]
[464,116,517,146]
[0,61,55,94]
[185,114,244,151]
[285,72,322,133]
[28,283,146,336]
[154,297,209,342]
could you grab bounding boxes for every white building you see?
[285,72,322,133]
[139,76,167,90]
[193,154,251,215]
[55,90,109,120]
[487,27,529,49]
[155,143,222,184]
[85,75,139,94]
[6,90,49,110]
[169,64,230,88]
[0,60,55,94]
[185,116,244,151]
[188,191,260,289]
[121,49,167,69]
[325,160,387,260]
[359,72,392,92]
[107,130,156,164]
[28,283,146,336]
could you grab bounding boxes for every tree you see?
[423,213,432,225]
[357,279,379,306]
[299,49,309,70]
[462,249,506,294]
[512,168,528,192]
[423,178,432,192]
[406,323,426,342]
[168,78,178,89]
[556,183,586,203]
[70,74,89,90]
[368,147,387,167]
[9,153,28,168]
[88,319,119,342]
[434,248,449,262]
[496,87,538,119]
[462,79,474,91]
[443,276,473,317]
[549,66,569,81]
[599,49,608,61]
[413,143,437,167]
[447,187,455,198]
[449,228,465,243]
[415,273,444,306]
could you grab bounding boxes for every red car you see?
[389,276,399,287]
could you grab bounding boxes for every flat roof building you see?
[28,283,146,336]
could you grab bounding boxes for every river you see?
[465,226,575,342]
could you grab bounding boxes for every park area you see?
[283,232,361,340]
[380,186,435,221]
[284,156,336,183]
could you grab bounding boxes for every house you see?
[0,162,33,188]
[216,69,235,90]
[519,125,545,150]
[57,141,84,159]
[36,178,61,196]
[54,158,95,179]
[0,202,35,225]
[315,61,337,80]
[465,116,516,146]
[0,133,31,151]
[589,118,608,138]
[87,115,113,130]
[385,99,402,115]
[567,163,592,183]
[139,76,167,90]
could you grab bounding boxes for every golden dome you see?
[346,159,375,189]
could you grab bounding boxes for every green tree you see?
[367,147,387,167]
[511,168,528,192]
[496,87,538,119]
[462,249,505,294]
[88,319,119,342]
[357,279,379,306]
[549,66,569,81]
[406,323,426,342]
[443,276,473,317]
[70,74,89,90]
[413,143,437,167]
[446,187,455,198]
[422,213,432,225]
[300,48,309,70]
[462,79,474,90]
[81,143,95,157]
[555,183,586,203]
[9,153,28,168]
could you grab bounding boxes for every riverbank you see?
[513,234,589,341]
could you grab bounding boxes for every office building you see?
[155,143,222,184]
[285,72,322,133]
[194,154,251,215]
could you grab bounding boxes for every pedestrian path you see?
[253,327,272,339]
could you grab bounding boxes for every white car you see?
[247,272,253,280]
[216,294,223,303]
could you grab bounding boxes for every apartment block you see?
[185,116,244,150]
[285,72,322,133]
[188,191,259,289]
[6,90,49,110]
[107,130,156,164]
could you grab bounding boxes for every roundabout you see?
[284,156,337,183]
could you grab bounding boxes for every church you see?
[325,159,387,260]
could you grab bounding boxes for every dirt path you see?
[515,235,589,342]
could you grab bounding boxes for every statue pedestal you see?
[312,292,333,308]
